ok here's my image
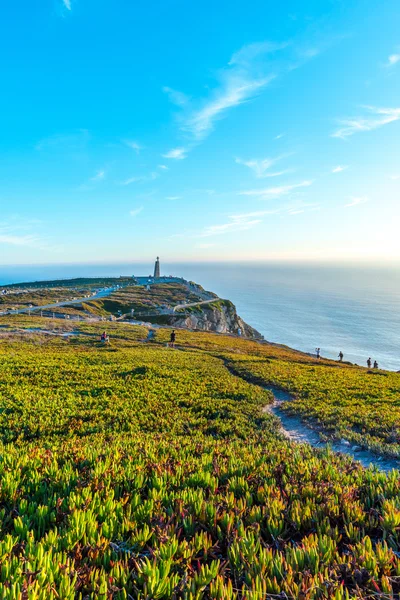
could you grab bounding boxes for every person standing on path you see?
[169,330,176,348]
[367,357,372,369]
[338,351,344,362]
[315,347,321,359]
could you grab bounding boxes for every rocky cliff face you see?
[168,300,263,339]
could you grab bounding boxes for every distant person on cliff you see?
[315,347,321,359]
[101,331,109,343]
[169,330,176,348]
[338,351,344,362]
[367,357,372,369]
[374,360,379,369]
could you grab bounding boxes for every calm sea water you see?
[1,262,400,371]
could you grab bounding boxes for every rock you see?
[168,300,263,340]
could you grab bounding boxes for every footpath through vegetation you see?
[0,317,400,598]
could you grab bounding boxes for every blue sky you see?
[1,0,400,264]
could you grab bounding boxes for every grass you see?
[0,318,400,598]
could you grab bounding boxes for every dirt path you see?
[172,298,219,312]
[220,358,400,473]
[262,384,400,472]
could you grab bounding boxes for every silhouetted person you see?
[170,330,176,348]
[367,357,372,369]
[338,351,343,362]
[374,360,379,369]
[315,347,321,359]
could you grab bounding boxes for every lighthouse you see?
[154,257,160,279]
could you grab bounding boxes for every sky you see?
[1,0,400,265]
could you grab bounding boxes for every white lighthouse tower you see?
[154,256,160,279]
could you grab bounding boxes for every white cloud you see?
[387,53,400,67]
[162,147,187,160]
[184,76,274,140]
[332,106,400,139]
[332,165,348,173]
[229,41,288,66]
[239,180,313,199]
[0,219,46,249]
[124,140,142,153]
[199,214,262,237]
[63,0,71,10]
[90,170,106,182]
[120,172,159,185]
[390,174,400,180]
[231,201,318,221]
[235,155,290,178]
[0,234,38,246]
[158,164,169,170]
[129,207,143,217]
[182,199,319,241]
[163,42,285,149]
[344,196,368,208]
[166,196,181,200]
[35,129,89,151]
[163,87,189,107]
[197,243,216,249]
[275,133,285,140]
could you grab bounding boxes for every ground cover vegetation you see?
[153,329,400,456]
[0,319,400,598]
[85,284,211,318]
[1,279,212,320]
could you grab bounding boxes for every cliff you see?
[159,299,263,339]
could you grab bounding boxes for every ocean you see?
[1,262,400,371]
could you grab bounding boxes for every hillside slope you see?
[0,317,400,599]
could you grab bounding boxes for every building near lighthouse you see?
[133,257,185,286]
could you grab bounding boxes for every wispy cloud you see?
[0,233,39,246]
[199,214,263,237]
[345,196,368,208]
[120,172,159,186]
[231,201,319,221]
[332,165,349,173]
[35,129,89,151]
[275,133,285,140]
[158,164,169,170]
[78,168,106,191]
[162,147,187,160]
[62,0,72,10]
[239,180,313,199]
[166,196,181,200]
[390,174,400,180]
[90,170,106,182]
[199,198,318,238]
[184,77,274,141]
[235,155,290,178]
[124,140,142,153]
[163,42,286,150]
[129,207,143,217]
[0,219,47,249]
[197,243,216,249]
[386,53,400,68]
[332,106,400,139]
[163,87,190,107]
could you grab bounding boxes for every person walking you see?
[367,357,372,369]
[169,330,176,348]
[338,351,344,362]
[315,347,321,359]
